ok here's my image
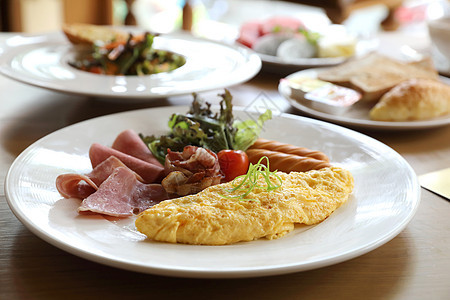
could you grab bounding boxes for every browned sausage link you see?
[246,149,331,173]
[249,138,330,162]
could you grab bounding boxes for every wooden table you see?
[1,31,449,300]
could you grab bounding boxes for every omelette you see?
[135,167,354,245]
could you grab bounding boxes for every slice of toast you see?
[318,53,439,101]
[62,23,129,45]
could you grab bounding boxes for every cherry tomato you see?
[218,150,250,182]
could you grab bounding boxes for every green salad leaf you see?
[140,90,272,163]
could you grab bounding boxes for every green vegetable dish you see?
[141,90,272,164]
[70,32,186,76]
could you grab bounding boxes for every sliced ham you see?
[89,143,164,183]
[56,156,134,199]
[78,167,168,217]
[111,129,163,167]
[56,174,97,199]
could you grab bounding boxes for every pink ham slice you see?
[56,174,97,199]
[89,143,164,183]
[78,166,168,217]
[112,129,163,167]
[56,156,138,199]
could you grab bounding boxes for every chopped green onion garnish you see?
[220,156,283,201]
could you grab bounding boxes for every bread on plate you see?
[369,78,450,121]
[62,23,129,45]
[318,53,439,101]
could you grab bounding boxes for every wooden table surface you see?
[1,31,449,300]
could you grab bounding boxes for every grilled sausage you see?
[249,138,330,162]
[246,149,331,173]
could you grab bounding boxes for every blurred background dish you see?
[279,67,450,130]
[0,30,261,99]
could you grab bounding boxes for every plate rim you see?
[4,106,421,278]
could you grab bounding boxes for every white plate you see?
[5,106,420,278]
[249,38,375,74]
[0,31,261,99]
[279,68,450,130]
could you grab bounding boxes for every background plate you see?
[5,106,420,278]
[0,31,261,99]
[279,68,450,130]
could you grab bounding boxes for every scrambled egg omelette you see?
[135,167,354,245]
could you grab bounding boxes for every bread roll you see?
[369,79,450,121]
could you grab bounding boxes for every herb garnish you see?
[221,156,283,201]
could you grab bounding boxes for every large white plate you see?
[5,106,420,278]
[0,31,261,99]
[279,68,450,130]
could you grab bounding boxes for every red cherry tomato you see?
[218,150,250,182]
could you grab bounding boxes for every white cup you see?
[427,16,450,62]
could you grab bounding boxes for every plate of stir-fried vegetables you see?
[70,32,186,76]
[0,25,261,99]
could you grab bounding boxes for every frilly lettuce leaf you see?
[140,90,272,163]
[232,109,272,151]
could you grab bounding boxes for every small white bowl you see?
[282,77,361,115]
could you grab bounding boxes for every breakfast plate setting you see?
[0,30,261,99]
[279,54,450,130]
[5,106,421,278]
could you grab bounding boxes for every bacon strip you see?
[162,146,222,196]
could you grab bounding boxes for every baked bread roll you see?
[369,79,450,121]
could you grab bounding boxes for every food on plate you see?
[246,149,330,173]
[140,89,272,164]
[112,129,162,166]
[275,36,317,60]
[237,17,356,60]
[55,90,353,246]
[316,27,357,58]
[56,156,137,199]
[162,146,222,197]
[78,167,168,217]
[89,143,164,183]
[249,138,330,162]
[56,130,168,216]
[369,79,450,121]
[66,25,185,75]
[63,23,129,45]
[318,53,439,101]
[217,150,250,182]
[283,77,361,115]
[135,164,354,245]
[56,91,271,216]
